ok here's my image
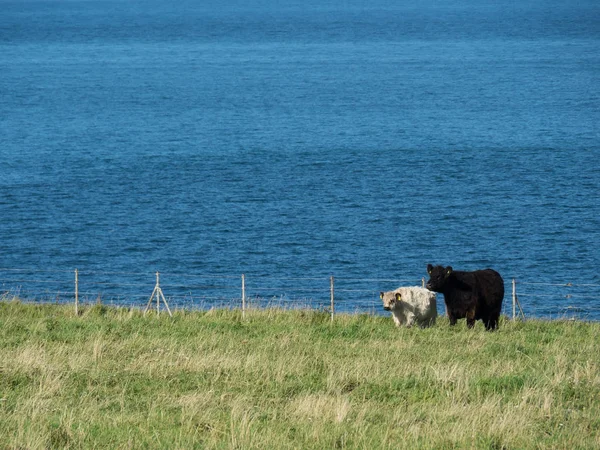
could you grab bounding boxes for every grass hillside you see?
[1,300,599,449]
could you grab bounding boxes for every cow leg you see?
[483,316,493,331]
[466,309,476,329]
[448,312,457,326]
[485,313,500,331]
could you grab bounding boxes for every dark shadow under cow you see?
[426,264,504,331]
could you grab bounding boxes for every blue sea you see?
[1,0,599,319]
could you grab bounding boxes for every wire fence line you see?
[1,267,599,321]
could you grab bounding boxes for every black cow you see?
[425,264,504,331]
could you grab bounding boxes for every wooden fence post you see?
[156,271,160,315]
[330,276,335,322]
[75,269,79,316]
[512,278,516,321]
[74,268,79,316]
[144,271,172,317]
[242,274,246,319]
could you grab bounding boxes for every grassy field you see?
[1,300,599,449]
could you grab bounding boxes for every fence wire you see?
[1,268,599,320]
[514,279,600,320]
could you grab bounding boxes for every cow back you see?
[473,269,504,307]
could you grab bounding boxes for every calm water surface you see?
[1,0,599,318]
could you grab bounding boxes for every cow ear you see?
[446,266,453,276]
[427,264,433,274]
[380,292,384,299]
[395,293,401,301]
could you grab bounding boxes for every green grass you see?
[1,300,599,449]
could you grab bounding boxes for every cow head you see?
[380,291,402,311]
[426,264,452,292]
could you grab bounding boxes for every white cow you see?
[380,286,437,328]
